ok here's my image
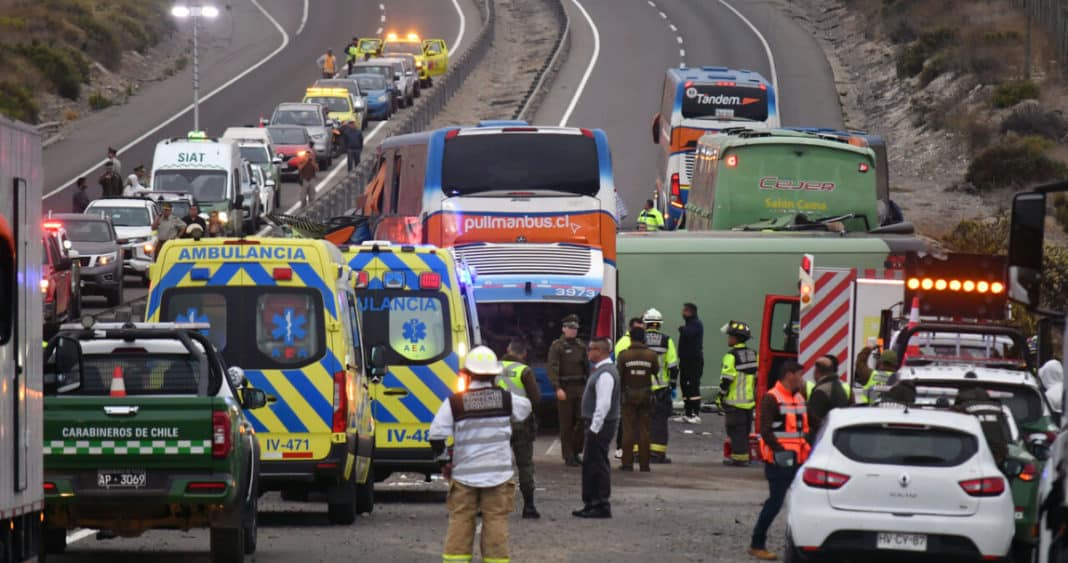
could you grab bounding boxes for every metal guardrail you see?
[1011,0,1068,69]
[514,0,570,121]
[302,0,497,222]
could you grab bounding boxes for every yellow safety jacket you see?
[721,343,756,410]
[638,208,665,231]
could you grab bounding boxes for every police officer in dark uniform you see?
[954,383,1010,465]
[548,314,589,466]
[617,327,659,472]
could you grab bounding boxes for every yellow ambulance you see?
[343,241,480,481]
[146,237,375,524]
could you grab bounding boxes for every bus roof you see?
[667,66,771,88]
[698,128,876,159]
[377,124,607,149]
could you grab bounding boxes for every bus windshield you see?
[442,134,600,196]
[681,83,769,121]
[152,170,228,202]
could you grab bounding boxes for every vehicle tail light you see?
[40,278,49,296]
[802,467,850,489]
[456,372,468,392]
[959,476,1005,497]
[595,296,613,340]
[580,128,594,138]
[332,371,349,432]
[858,162,869,173]
[43,221,62,231]
[725,154,739,167]
[445,128,461,139]
[1019,463,1037,482]
[212,411,232,459]
[186,481,227,493]
[43,482,56,492]
[670,173,680,198]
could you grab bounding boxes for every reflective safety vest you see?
[322,54,336,74]
[644,330,677,390]
[759,382,812,464]
[637,208,665,231]
[723,344,756,410]
[496,361,528,399]
[346,44,359,63]
[804,378,852,400]
[856,369,893,404]
[448,387,514,482]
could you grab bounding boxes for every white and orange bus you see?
[359,121,618,403]
[652,66,779,229]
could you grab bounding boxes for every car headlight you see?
[143,241,154,254]
[377,94,389,103]
[218,211,229,223]
[98,252,118,265]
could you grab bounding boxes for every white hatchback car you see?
[785,407,1014,562]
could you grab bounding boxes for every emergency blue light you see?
[190,267,211,281]
[383,271,405,289]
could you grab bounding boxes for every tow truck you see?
[756,251,1056,560]
[380,32,447,87]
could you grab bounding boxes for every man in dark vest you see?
[430,346,532,563]
[573,337,620,519]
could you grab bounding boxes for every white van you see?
[150,134,255,234]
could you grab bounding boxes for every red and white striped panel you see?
[860,268,904,280]
[799,268,857,382]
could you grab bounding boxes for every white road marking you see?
[450,0,467,53]
[66,529,97,544]
[679,62,685,68]
[717,0,780,99]
[546,438,560,456]
[679,49,685,57]
[380,14,386,21]
[659,10,666,18]
[676,35,683,44]
[379,3,385,9]
[647,0,656,6]
[669,23,677,31]
[296,0,309,35]
[46,0,292,199]
[558,0,599,126]
[377,27,383,34]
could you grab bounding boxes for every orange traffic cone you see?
[110,365,127,397]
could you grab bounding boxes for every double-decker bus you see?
[652,66,778,229]
[360,121,618,402]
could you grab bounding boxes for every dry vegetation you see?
[0,0,174,123]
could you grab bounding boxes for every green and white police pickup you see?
[42,322,268,563]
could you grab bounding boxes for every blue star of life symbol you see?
[271,307,307,345]
[176,307,210,336]
[402,318,427,344]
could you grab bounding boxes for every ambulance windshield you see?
[357,290,449,364]
[153,170,228,202]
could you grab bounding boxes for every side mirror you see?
[370,344,387,381]
[259,117,270,126]
[1001,459,1025,478]
[1007,191,1047,310]
[405,70,414,77]
[394,73,402,81]
[44,336,83,394]
[651,113,661,144]
[242,387,268,410]
[233,193,245,208]
[271,156,283,165]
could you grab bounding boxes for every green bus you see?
[685,129,897,233]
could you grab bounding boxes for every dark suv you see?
[53,214,124,306]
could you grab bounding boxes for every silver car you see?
[377,57,415,108]
[269,102,336,169]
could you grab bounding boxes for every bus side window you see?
[396,145,426,215]
[389,153,403,214]
[660,77,675,126]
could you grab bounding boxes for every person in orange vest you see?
[317,48,337,78]
[748,360,811,561]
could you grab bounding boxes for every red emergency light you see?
[724,154,739,167]
[419,272,441,290]
[43,221,62,231]
[273,268,293,281]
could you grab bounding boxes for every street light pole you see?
[172,4,218,133]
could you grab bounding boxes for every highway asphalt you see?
[43,0,478,216]
[533,0,845,219]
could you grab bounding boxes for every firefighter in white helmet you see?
[641,308,678,463]
[430,345,532,563]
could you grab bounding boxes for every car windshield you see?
[305,96,350,113]
[63,220,114,242]
[902,331,1026,369]
[355,65,393,80]
[353,75,388,91]
[383,42,423,55]
[908,380,1045,424]
[833,423,979,467]
[273,109,322,127]
[268,127,308,145]
[152,170,228,202]
[239,146,270,164]
[86,206,150,227]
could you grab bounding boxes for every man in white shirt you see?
[573,337,621,519]
[429,346,532,563]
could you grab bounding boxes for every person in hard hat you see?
[719,320,757,467]
[429,345,531,563]
[854,347,898,404]
[636,199,664,231]
[642,308,678,463]
[548,314,589,466]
